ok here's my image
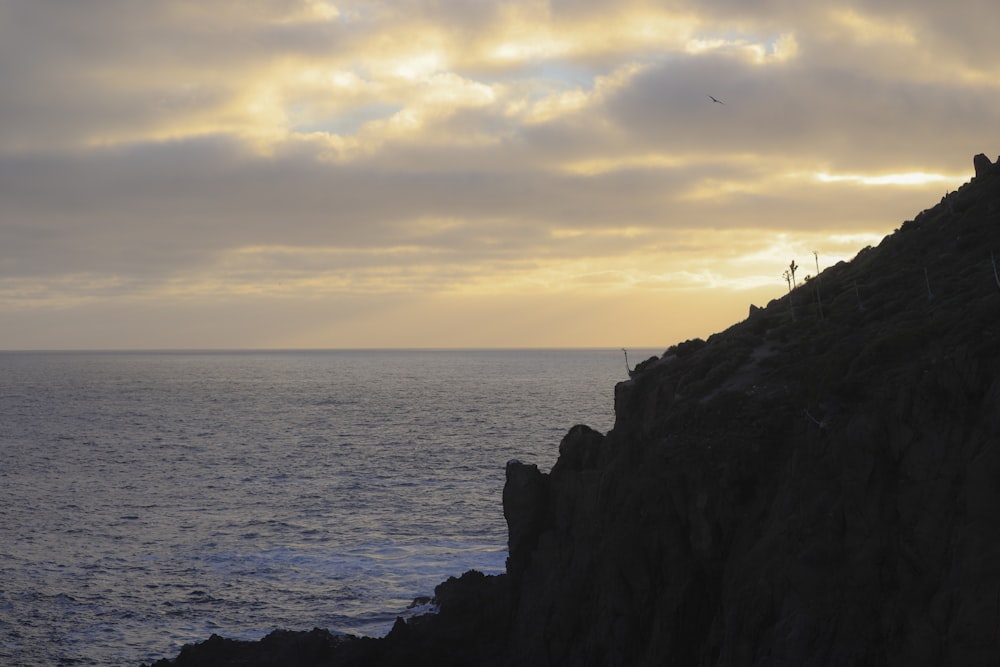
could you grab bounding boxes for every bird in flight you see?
[708,95,725,104]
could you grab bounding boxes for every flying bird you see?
[708,95,725,104]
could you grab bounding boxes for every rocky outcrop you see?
[145,153,1000,666]
[503,460,549,588]
[973,152,995,178]
[497,153,1000,666]
[145,570,512,667]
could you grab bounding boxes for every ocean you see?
[0,349,654,666]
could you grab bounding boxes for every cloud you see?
[0,0,995,348]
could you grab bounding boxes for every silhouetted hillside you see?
[501,153,1000,666]
[146,154,1000,666]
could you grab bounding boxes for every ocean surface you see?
[0,348,657,666]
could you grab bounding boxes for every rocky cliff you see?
[147,155,1000,666]
[501,154,1000,666]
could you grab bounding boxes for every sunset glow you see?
[1,1,994,349]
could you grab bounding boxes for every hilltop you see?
[147,154,1000,666]
[498,153,1000,666]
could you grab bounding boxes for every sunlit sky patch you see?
[1,0,998,349]
[814,171,964,187]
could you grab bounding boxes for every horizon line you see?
[0,345,672,354]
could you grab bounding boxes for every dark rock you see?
[142,572,513,667]
[669,337,707,357]
[372,570,512,667]
[493,152,1000,666]
[502,460,547,586]
[974,152,993,177]
[141,628,363,667]
[145,153,1000,666]
[631,354,661,375]
[551,424,604,472]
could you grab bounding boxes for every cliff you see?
[147,155,1000,666]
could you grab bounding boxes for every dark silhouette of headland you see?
[145,153,1000,666]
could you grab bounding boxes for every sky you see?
[2,0,997,350]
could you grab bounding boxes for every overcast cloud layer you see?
[2,0,997,348]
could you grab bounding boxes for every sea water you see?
[0,349,655,666]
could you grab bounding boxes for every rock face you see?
[145,155,1000,666]
[498,155,1000,666]
[973,152,994,178]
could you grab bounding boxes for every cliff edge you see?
[147,155,1000,666]
[501,154,1000,666]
